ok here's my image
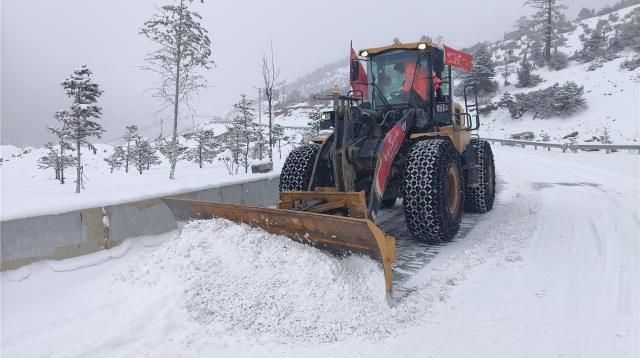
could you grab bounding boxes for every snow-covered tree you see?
[540,130,551,142]
[38,142,61,179]
[271,124,285,159]
[529,38,545,68]
[576,7,595,21]
[579,25,607,62]
[131,138,161,174]
[44,125,77,184]
[232,94,258,172]
[159,137,188,163]
[457,43,498,99]
[516,52,543,88]
[104,146,126,173]
[549,48,569,70]
[123,125,139,173]
[140,0,214,180]
[54,65,105,193]
[497,92,522,118]
[524,0,568,64]
[600,127,613,144]
[302,108,322,140]
[183,128,220,168]
[251,125,268,161]
[499,82,586,119]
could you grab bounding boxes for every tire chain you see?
[279,143,320,192]
[401,139,462,243]
[460,139,495,213]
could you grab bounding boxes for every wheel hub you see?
[446,166,459,215]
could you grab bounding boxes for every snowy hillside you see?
[479,4,640,143]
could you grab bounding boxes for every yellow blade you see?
[162,197,396,297]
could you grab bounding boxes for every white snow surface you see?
[2,145,638,357]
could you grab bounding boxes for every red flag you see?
[444,45,473,72]
[350,44,368,99]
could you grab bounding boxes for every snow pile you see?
[111,218,396,343]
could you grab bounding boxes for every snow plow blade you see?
[161,197,396,298]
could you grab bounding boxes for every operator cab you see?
[355,42,454,126]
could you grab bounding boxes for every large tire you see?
[402,139,464,243]
[462,139,496,213]
[279,143,319,192]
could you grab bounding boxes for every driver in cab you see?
[394,62,441,102]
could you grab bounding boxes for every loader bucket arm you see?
[367,109,417,221]
[161,197,397,298]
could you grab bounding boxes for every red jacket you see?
[402,63,427,100]
[402,63,441,100]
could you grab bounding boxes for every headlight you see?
[418,43,427,50]
[321,112,332,120]
[359,50,369,57]
[436,103,449,113]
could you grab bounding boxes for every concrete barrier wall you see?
[0,176,280,271]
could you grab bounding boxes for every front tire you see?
[402,140,464,243]
[462,139,496,213]
[279,143,319,192]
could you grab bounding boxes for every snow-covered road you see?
[2,145,638,357]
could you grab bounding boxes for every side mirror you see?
[350,61,360,81]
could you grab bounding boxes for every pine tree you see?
[104,146,126,173]
[183,128,221,168]
[576,7,595,21]
[158,138,188,164]
[579,26,607,62]
[272,124,285,159]
[549,48,569,70]
[529,38,545,68]
[38,142,61,179]
[123,125,139,173]
[600,127,613,144]
[55,65,105,192]
[524,0,568,64]
[251,125,268,161]
[516,52,543,88]
[140,0,213,180]
[44,125,77,184]
[231,94,257,173]
[460,43,498,98]
[302,107,322,140]
[131,138,161,174]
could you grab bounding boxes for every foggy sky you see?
[2,0,611,147]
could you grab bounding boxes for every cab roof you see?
[358,41,441,57]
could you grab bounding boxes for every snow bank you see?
[110,218,394,343]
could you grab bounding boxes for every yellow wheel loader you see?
[163,40,496,300]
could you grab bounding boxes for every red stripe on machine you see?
[376,122,405,193]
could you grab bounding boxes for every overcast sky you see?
[2,0,611,146]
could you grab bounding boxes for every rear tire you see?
[402,140,463,243]
[279,143,319,192]
[462,139,496,213]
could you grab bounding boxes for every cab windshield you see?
[368,49,431,110]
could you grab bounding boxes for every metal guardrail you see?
[483,138,640,154]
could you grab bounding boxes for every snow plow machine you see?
[163,40,496,300]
